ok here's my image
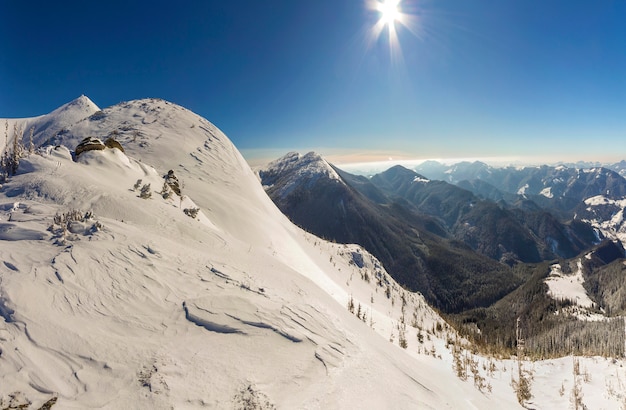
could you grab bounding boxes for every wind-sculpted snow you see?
[183,300,246,334]
[0,296,14,323]
[0,98,472,408]
[0,223,48,241]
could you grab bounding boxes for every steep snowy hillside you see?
[0,98,527,409]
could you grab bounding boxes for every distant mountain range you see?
[416,159,626,184]
[260,152,626,358]
[259,153,604,312]
[415,160,626,243]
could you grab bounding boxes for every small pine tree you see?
[513,317,532,405]
[1,121,28,181]
[139,183,152,199]
[452,342,467,380]
[347,296,355,314]
[398,314,408,349]
[10,123,24,175]
[571,357,585,410]
[160,181,172,199]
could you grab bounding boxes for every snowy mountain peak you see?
[265,151,340,180]
[51,95,100,116]
[258,151,344,199]
[0,95,100,153]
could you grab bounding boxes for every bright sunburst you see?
[377,0,401,28]
[367,0,420,62]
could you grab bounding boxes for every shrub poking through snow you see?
[0,391,31,409]
[160,181,173,199]
[183,207,199,218]
[139,184,152,199]
[164,170,181,196]
[1,121,28,182]
[233,384,275,410]
[49,209,101,245]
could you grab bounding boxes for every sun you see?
[377,0,401,27]
[366,0,419,61]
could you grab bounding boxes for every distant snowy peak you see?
[48,95,100,120]
[259,151,344,198]
[265,151,341,181]
[417,161,626,202]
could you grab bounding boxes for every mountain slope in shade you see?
[453,240,625,358]
[260,152,520,313]
[0,98,526,409]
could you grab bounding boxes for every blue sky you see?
[1,1,625,163]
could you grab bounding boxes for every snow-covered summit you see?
[1,95,100,153]
[258,151,344,199]
[47,95,100,122]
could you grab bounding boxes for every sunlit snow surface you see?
[0,97,624,409]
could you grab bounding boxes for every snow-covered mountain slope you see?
[579,195,626,243]
[0,98,529,409]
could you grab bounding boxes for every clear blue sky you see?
[1,1,625,163]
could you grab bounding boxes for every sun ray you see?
[366,0,420,63]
